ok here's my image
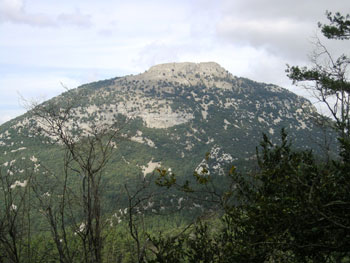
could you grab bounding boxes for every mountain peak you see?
[0,60,334,188]
[146,61,229,77]
[130,62,232,86]
[147,62,224,74]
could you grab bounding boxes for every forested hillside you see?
[0,11,349,263]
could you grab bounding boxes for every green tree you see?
[150,130,350,262]
[215,11,350,262]
[147,12,350,263]
[287,11,350,140]
[213,12,350,262]
[223,130,350,262]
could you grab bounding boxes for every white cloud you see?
[0,0,56,26]
[57,9,92,27]
[1,0,349,122]
[135,42,188,69]
[0,0,92,27]
[0,0,24,15]
[0,72,82,123]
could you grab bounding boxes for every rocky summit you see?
[0,62,334,181]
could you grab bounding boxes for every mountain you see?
[0,62,334,185]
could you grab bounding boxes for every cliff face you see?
[0,62,334,179]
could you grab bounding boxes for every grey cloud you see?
[216,17,313,60]
[216,0,350,62]
[220,0,348,22]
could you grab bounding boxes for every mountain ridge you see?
[0,62,334,182]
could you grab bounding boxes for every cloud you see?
[216,0,350,61]
[135,42,182,69]
[0,70,83,124]
[217,17,312,60]
[0,0,92,27]
[220,0,348,22]
[57,9,92,27]
[0,72,80,107]
[0,0,56,26]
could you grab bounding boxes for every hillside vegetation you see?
[0,11,349,262]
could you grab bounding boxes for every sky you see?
[1,0,349,124]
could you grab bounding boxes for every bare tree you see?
[28,90,127,263]
[0,163,34,263]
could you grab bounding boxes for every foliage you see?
[147,130,350,262]
[228,130,350,262]
[146,12,350,262]
[287,11,350,139]
[320,11,350,40]
[1,10,349,263]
